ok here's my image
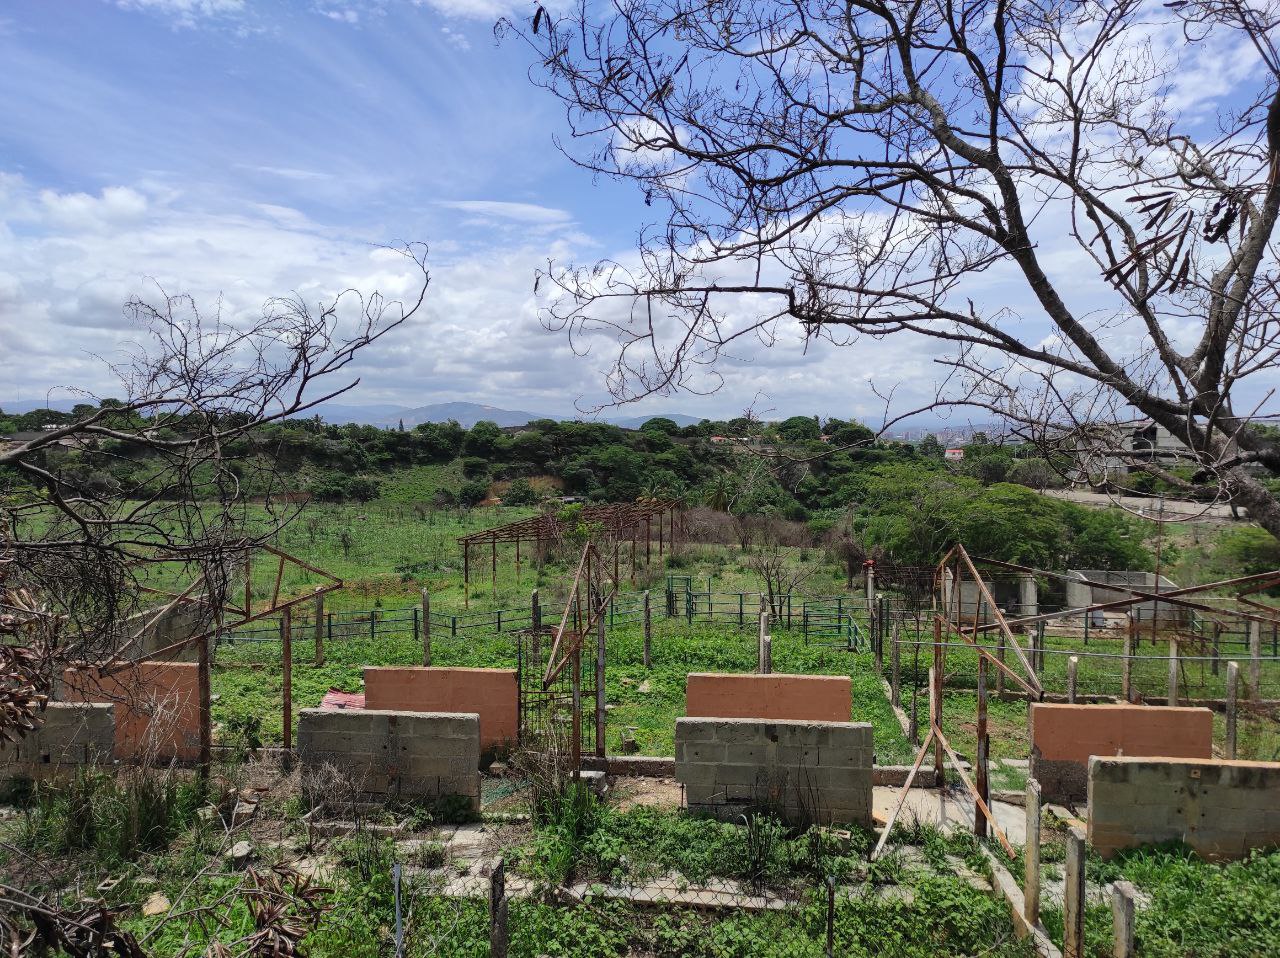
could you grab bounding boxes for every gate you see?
[802,596,862,648]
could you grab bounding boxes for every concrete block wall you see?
[685,673,852,723]
[61,662,201,762]
[675,717,872,826]
[1030,703,1213,802]
[363,666,517,753]
[0,703,115,780]
[297,708,481,807]
[1089,756,1280,860]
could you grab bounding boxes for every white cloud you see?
[439,200,572,224]
[441,24,471,50]
[38,185,149,231]
[114,0,245,23]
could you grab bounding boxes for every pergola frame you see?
[457,500,681,605]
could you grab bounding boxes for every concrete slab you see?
[872,786,1027,845]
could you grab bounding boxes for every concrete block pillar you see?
[1018,573,1037,627]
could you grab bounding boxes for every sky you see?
[0,1,1265,429]
[0,0,961,426]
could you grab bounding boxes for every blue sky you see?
[0,1,1262,430]
[0,0,953,425]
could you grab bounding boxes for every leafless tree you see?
[0,244,429,730]
[746,543,815,619]
[507,1,1280,535]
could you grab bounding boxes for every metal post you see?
[1249,619,1262,698]
[198,618,213,780]
[975,654,989,839]
[422,588,432,667]
[1226,661,1239,759]
[313,589,325,666]
[642,591,652,669]
[996,631,1006,698]
[282,607,293,752]
[890,621,901,708]
[1064,826,1087,958]
[1025,779,1041,927]
[1122,629,1133,702]
[571,648,582,777]
[1112,881,1136,958]
[1212,621,1221,677]
[932,617,943,785]
[595,613,606,759]
[1067,655,1079,704]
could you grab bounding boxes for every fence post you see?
[1226,661,1239,759]
[531,589,542,631]
[786,592,792,630]
[1167,638,1179,707]
[489,858,508,958]
[932,617,943,785]
[762,636,772,675]
[889,622,901,708]
[825,875,836,958]
[1111,880,1136,958]
[975,655,989,839]
[421,589,432,667]
[996,631,1006,699]
[758,608,770,674]
[642,591,652,669]
[1067,655,1078,704]
[738,592,744,629]
[1064,825,1087,958]
[595,612,607,759]
[1025,779,1041,927]
[1212,621,1221,677]
[313,588,325,666]
[1122,629,1133,702]
[282,608,293,753]
[1249,619,1262,698]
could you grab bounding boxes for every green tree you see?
[777,415,821,442]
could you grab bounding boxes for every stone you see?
[141,892,170,917]
[225,840,254,868]
[231,800,258,828]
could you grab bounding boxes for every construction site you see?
[5,503,1280,958]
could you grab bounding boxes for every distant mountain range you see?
[301,400,706,430]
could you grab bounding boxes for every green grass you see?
[1034,843,1280,958]
[212,617,912,761]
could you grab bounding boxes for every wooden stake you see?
[489,858,509,958]
[1067,655,1079,704]
[762,636,772,674]
[1112,880,1136,958]
[1025,778,1041,926]
[1064,825,1087,958]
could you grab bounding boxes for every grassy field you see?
[213,617,913,763]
